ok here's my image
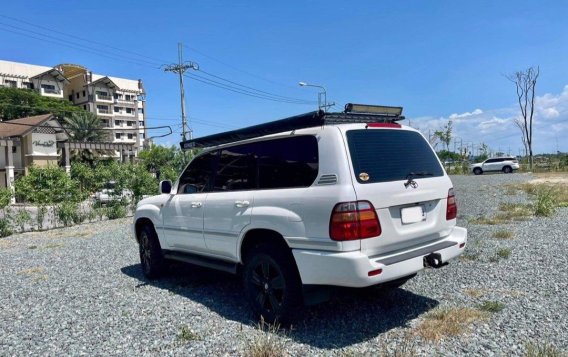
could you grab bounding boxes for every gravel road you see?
[0,173,566,356]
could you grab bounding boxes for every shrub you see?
[106,204,127,220]
[0,187,12,210]
[14,209,31,232]
[0,218,12,237]
[56,202,81,227]
[477,300,505,313]
[15,166,86,204]
[533,187,557,217]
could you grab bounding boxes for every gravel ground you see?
[0,172,566,356]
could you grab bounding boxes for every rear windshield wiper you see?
[404,171,433,188]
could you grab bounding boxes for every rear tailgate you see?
[343,127,454,256]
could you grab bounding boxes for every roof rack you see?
[181,103,405,149]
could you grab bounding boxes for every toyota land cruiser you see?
[133,104,467,323]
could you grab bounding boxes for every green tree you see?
[434,120,453,152]
[0,87,81,120]
[64,111,111,164]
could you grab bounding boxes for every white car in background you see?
[470,157,520,175]
[94,181,133,203]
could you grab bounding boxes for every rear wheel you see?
[473,167,483,175]
[138,224,165,279]
[243,244,303,324]
[502,166,512,174]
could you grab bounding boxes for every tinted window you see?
[347,130,443,183]
[255,136,318,189]
[178,151,217,194]
[213,144,256,191]
[485,159,497,163]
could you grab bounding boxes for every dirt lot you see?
[0,173,567,356]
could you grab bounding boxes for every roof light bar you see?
[345,103,403,117]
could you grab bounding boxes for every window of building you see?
[41,84,57,93]
[125,108,133,114]
[125,94,132,101]
[82,90,86,97]
[76,92,80,99]
[139,121,144,127]
[139,108,144,114]
[115,120,121,126]
[127,121,133,126]
[114,107,120,113]
[4,80,17,88]
[69,95,73,101]
[23,82,33,89]
[83,105,87,110]
[96,91,108,96]
[127,133,133,139]
[141,133,145,139]
[115,133,121,139]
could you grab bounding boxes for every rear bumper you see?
[292,226,467,288]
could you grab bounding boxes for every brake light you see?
[446,188,457,220]
[367,123,401,128]
[330,201,381,241]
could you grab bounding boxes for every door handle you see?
[235,200,250,208]
[190,202,202,208]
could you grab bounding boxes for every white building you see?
[0,60,147,156]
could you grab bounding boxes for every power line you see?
[197,68,317,104]
[0,14,169,65]
[183,44,295,89]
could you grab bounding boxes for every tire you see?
[502,166,512,174]
[473,168,483,175]
[138,224,165,279]
[243,244,303,324]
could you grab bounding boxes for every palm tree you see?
[64,112,110,164]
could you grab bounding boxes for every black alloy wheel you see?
[138,225,165,279]
[243,245,303,324]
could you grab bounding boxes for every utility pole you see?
[163,43,199,143]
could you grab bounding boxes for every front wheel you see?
[243,245,303,324]
[473,168,483,175]
[502,166,512,174]
[138,225,165,279]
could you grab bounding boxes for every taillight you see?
[446,188,457,220]
[329,201,381,241]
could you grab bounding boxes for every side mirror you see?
[159,180,172,194]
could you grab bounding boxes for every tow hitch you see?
[424,253,447,268]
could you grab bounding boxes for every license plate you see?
[401,206,425,224]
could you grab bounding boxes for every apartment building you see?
[0,60,146,155]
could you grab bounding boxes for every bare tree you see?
[507,66,539,170]
[513,117,528,158]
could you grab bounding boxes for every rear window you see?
[346,129,444,183]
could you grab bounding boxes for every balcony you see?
[114,97,137,107]
[97,109,112,116]
[40,88,61,96]
[96,94,113,102]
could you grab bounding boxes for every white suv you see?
[470,157,520,175]
[133,104,467,323]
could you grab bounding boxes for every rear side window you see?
[347,129,444,183]
[255,136,318,189]
[213,144,257,191]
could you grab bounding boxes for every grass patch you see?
[497,248,512,259]
[44,243,64,249]
[414,307,487,341]
[533,188,557,217]
[493,230,514,239]
[18,267,44,275]
[468,216,505,225]
[525,342,565,357]
[244,319,287,357]
[463,288,488,298]
[508,181,568,216]
[460,251,480,261]
[477,300,505,313]
[178,325,200,342]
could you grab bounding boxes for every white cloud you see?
[409,85,568,154]
[449,108,483,119]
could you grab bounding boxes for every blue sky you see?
[1,1,567,154]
